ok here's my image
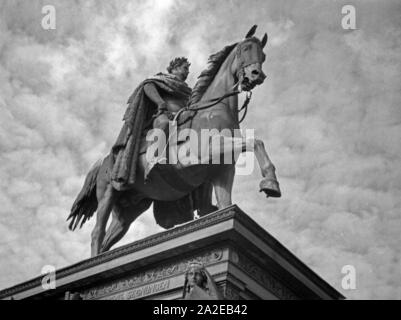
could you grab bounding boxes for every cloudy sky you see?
[0,0,400,299]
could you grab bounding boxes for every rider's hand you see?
[165,111,175,120]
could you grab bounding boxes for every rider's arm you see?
[143,83,168,110]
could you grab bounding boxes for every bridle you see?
[173,38,264,126]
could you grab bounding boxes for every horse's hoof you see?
[259,179,281,198]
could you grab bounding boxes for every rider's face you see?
[172,63,190,81]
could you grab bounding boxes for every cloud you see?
[0,0,400,300]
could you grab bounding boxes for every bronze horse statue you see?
[68,26,281,257]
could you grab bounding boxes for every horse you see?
[68,25,281,257]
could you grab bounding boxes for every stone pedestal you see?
[0,205,344,300]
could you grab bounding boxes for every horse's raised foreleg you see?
[208,135,281,198]
[244,138,281,198]
[212,164,235,209]
[100,198,152,253]
[91,183,117,257]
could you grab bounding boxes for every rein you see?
[238,91,252,124]
[156,89,252,162]
[173,87,253,126]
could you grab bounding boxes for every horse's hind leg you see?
[100,198,152,253]
[91,183,117,257]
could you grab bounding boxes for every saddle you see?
[138,109,194,161]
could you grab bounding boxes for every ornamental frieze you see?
[83,249,224,300]
[231,251,298,300]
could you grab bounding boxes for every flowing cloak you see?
[111,73,192,191]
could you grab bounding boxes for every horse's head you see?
[234,25,268,92]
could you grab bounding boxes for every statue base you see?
[0,205,344,300]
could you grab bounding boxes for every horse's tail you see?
[67,159,102,231]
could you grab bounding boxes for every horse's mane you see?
[189,43,237,106]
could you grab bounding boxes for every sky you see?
[0,0,400,299]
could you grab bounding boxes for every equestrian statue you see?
[67,25,281,257]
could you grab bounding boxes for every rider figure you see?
[144,57,190,135]
[110,57,191,190]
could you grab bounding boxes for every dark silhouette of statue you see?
[68,26,281,258]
